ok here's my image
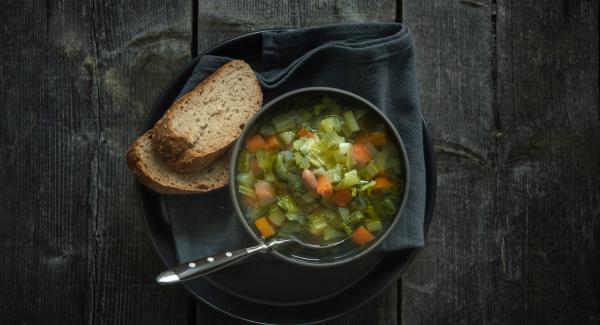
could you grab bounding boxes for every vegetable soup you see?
[236,95,404,247]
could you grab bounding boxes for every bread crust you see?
[151,60,262,173]
[126,131,229,194]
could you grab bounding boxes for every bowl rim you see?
[229,86,411,267]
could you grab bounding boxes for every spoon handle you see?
[156,239,289,285]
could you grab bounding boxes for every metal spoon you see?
[155,235,349,285]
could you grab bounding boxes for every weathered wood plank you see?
[401,1,497,323]
[89,0,193,323]
[492,0,599,322]
[0,1,96,323]
[402,0,599,323]
[197,0,396,52]
[195,1,398,323]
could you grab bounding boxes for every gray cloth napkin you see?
[168,23,425,262]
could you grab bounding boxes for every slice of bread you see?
[152,60,262,173]
[126,131,230,194]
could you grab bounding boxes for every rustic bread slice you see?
[152,60,262,173]
[126,131,230,194]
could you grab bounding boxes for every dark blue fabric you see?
[170,23,425,260]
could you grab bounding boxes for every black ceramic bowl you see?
[229,87,410,267]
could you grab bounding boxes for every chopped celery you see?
[267,206,286,226]
[236,172,255,188]
[323,226,345,240]
[307,213,328,235]
[279,131,295,145]
[256,151,274,170]
[274,151,293,180]
[308,156,323,168]
[343,111,360,132]
[337,222,353,235]
[260,125,276,136]
[339,142,351,154]
[374,148,389,170]
[278,222,302,237]
[277,194,299,213]
[347,211,364,225]
[294,153,311,169]
[273,114,296,132]
[319,116,341,133]
[238,150,251,173]
[238,184,256,198]
[333,170,360,190]
[365,218,382,233]
[361,161,380,180]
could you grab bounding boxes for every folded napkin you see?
[167,23,426,263]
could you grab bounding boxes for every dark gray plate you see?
[137,30,436,324]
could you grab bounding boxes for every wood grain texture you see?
[0,0,193,324]
[0,1,97,323]
[197,0,396,52]
[89,0,192,324]
[402,0,599,323]
[195,0,398,323]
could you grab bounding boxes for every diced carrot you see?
[254,217,276,238]
[357,131,388,146]
[368,132,388,146]
[332,189,353,207]
[316,175,333,197]
[254,181,275,203]
[249,158,260,174]
[352,226,375,245]
[374,176,393,190]
[264,135,282,151]
[245,134,265,153]
[297,127,315,139]
[352,144,372,166]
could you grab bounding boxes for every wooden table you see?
[1,0,598,324]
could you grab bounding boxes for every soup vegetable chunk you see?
[236,96,404,246]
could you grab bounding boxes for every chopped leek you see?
[365,218,382,233]
[361,161,379,180]
[238,150,251,173]
[346,211,364,225]
[260,125,276,136]
[278,222,302,237]
[333,170,360,190]
[236,172,255,188]
[267,206,285,226]
[307,213,328,235]
[238,184,256,198]
[256,151,274,170]
[323,226,345,240]
[337,222,353,235]
[277,194,299,213]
